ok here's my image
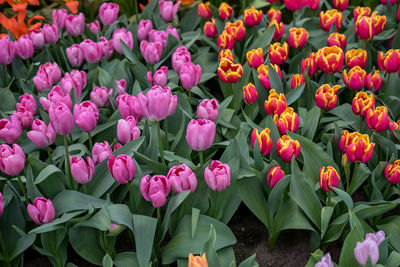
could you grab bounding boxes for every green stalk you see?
[83,184,88,194]
[46,146,53,164]
[383,72,392,102]
[134,0,138,21]
[344,162,351,193]
[17,174,28,205]
[88,132,93,152]
[127,181,137,213]
[362,40,367,50]
[188,90,192,106]
[63,135,74,190]
[382,183,391,199]
[327,190,331,206]
[0,231,11,267]
[199,151,204,166]
[213,191,219,219]
[2,65,8,88]
[164,119,169,151]
[359,116,363,132]
[156,121,165,164]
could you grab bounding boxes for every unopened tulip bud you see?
[274,107,300,135]
[159,0,180,22]
[108,154,136,184]
[198,2,212,20]
[384,160,400,184]
[319,9,343,32]
[70,156,95,184]
[0,115,22,144]
[137,85,177,121]
[204,160,230,191]
[180,62,202,90]
[0,144,25,176]
[204,20,217,38]
[140,174,171,207]
[49,103,74,135]
[345,48,367,68]
[276,135,301,162]
[366,106,389,132]
[243,83,258,104]
[186,119,216,151]
[243,6,263,27]
[218,2,233,20]
[99,2,119,26]
[365,71,383,92]
[288,28,309,49]
[112,28,133,54]
[251,128,273,156]
[117,116,141,144]
[267,166,285,188]
[197,99,219,121]
[27,197,55,225]
[167,164,197,193]
[27,120,56,148]
[140,40,162,64]
[90,86,111,107]
[290,74,305,89]
[65,13,85,37]
[66,44,83,67]
[137,19,153,41]
[92,141,112,165]
[319,166,340,192]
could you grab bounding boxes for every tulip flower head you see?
[319,166,340,192]
[147,66,169,87]
[116,93,142,120]
[366,71,383,92]
[218,2,233,21]
[301,52,317,76]
[251,128,273,156]
[246,48,264,69]
[0,115,22,144]
[344,132,375,163]
[198,2,212,20]
[288,28,309,49]
[112,28,133,54]
[315,84,340,110]
[60,69,87,98]
[140,40,163,64]
[284,0,303,11]
[204,160,231,191]
[354,231,385,266]
[378,49,400,73]
[217,58,243,83]
[0,144,25,176]
[274,107,300,135]
[66,44,83,67]
[319,9,343,32]
[92,141,112,165]
[343,66,367,91]
[384,160,400,184]
[13,106,33,129]
[27,120,56,148]
[140,174,171,208]
[167,164,197,193]
[186,119,216,151]
[269,42,289,65]
[204,20,217,38]
[117,116,141,144]
[137,85,177,121]
[159,0,181,22]
[264,89,287,115]
[345,49,367,68]
[80,39,102,63]
[73,101,99,133]
[99,2,119,26]
[315,253,334,267]
[276,135,301,162]
[333,0,348,11]
[243,6,263,27]
[197,99,219,121]
[108,154,136,184]
[219,49,234,62]
[90,86,112,107]
[243,83,258,104]
[352,92,375,117]
[257,64,282,90]
[218,30,235,50]
[180,62,202,90]
[355,15,374,40]
[268,19,285,41]
[315,46,344,73]
[70,156,95,184]
[267,8,281,22]
[172,46,191,74]
[267,166,285,188]
[304,0,320,11]
[137,19,153,41]
[290,74,305,89]
[48,102,74,136]
[188,253,208,267]
[328,33,347,50]
[354,6,371,21]
[225,20,246,42]
[366,106,390,132]
[27,197,55,225]
[65,13,85,37]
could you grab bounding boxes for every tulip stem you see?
[362,40,367,50]
[83,184,88,194]
[213,191,219,219]
[63,135,74,190]
[383,72,392,102]
[188,90,192,105]
[127,181,137,213]
[327,190,331,206]
[2,65,7,88]
[134,0,138,20]
[359,116,363,132]
[344,162,351,193]
[156,207,162,232]
[156,121,165,164]
[199,151,204,166]
[164,119,169,151]
[0,231,11,267]
[382,183,391,199]
[88,132,93,152]
[46,146,53,164]
[329,73,334,85]
[17,174,29,205]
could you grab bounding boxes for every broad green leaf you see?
[0,87,16,111]
[238,254,259,267]
[52,190,106,216]
[202,225,221,267]
[133,215,157,267]
[339,226,363,267]
[333,187,353,210]
[114,252,139,267]
[69,226,104,265]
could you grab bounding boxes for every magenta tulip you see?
[52,9,67,29]
[13,106,33,129]
[80,39,102,63]
[98,37,114,59]
[40,86,72,111]
[27,197,55,225]
[159,0,181,22]
[17,93,37,115]
[113,143,123,151]
[27,120,56,148]
[65,13,85,37]
[0,115,21,144]
[112,28,133,54]
[108,154,136,184]
[140,174,171,208]
[116,79,127,95]
[66,44,83,67]
[166,26,180,41]
[14,34,34,60]
[186,119,215,151]
[147,66,168,87]
[167,164,197,193]
[92,141,112,165]
[48,102,74,135]
[0,37,14,65]
[70,156,95,184]
[116,93,142,120]
[149,30,168,48]
[29,28,44,50]
[60,70,87,98]
[137,85,177,121]
[42,24,59,44]
[73,101,99,133]
[88,20,101,35]
[33,62,62,92]
[172,46,191,74]
[99,2,119,26]
[204,160,231,191]
[90,86,111,107]
[180,62,202,90]
[140,40,163,64]
[197,99,219,121]
[137,19,153,41]
[0,144,25,176]
[117,116,141,144]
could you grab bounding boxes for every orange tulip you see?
[225,20,246,41]
[246,48,264,69]
[288,27,309,49]
[217,58,243,83]
[345,48,367,68]
[188,253,208,267]
[269,42,289,65]
[319,9,343,32]
[327,32,347,50]
[315,84,340,110]
[264,89,287,115]
[315,46,344,73]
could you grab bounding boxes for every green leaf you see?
[52,190,106,216]
[114,252,139,267]
[107,204,134,232]
[121,41,138,64]
[29,211,85,234]
[301,106,320,141]
[103,254,113,267]
[34,165,66,198]
[202,225,221,267]
[238,254,259,267]
[286,83,305,106]
[133,215,158,267]
[0,87,16,111]
[247,26,275,51]
[320,207,333,239]
[333,187,353,210]
[140,0,159,20]
[268,63,283,93]
[348,163,371,195]
[339,226,363,267]
[9,229,36,260]
[386,251,400,267]
[69,226,104,265]
[191,208,200,238]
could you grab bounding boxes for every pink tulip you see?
[186,119,215,151]
[60,70,87,98]
[197,99,219,121]
[27,197,55,225]
[66,44,83,67]
[140,174,171,207]
[14,34,34,60]
[65,13,85,37]
[113,143,123,151]
[92,141,112,165]
[167,164,197,193]
[116,93,142,120]
[33,62,62,92]
[90,86,111,107]
[0,144,25,176]
[18,94,37,115]
[116,79,127,95]
[137,85,177,121]
[73,101,99,133]
[88,20,101,35]
[117,116,141,144]
[166,26,180,41]
[39,86,72,111]
[29,28,44,50]
[0,37,14,65]
[52,9,67,29]
[27,120,56,148]
[98,37,114,59]
[172,46,191,74]
[147,66,168,87]
[80,39,102,63]
[99,2,119,26]
[48,102,74,135]
[0,115,21,144]
[108,154,136,184]
[354,239,379,266]
[137,19,153,41]
[204,160,230,191]
[70,156,95,184]
[149,30,168,48]
[42,24,59,44]
[140,40,163,64]
[0,193,3,216]
[159,0,181,22]
[112,28,133,54]
[180,62,202,90]
[13,106,33,129]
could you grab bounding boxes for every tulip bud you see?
[384,160,400,184]
[290,74,305,89]
[284,0,303,11]
[269,42,289,65]
[352,92,375,117]
[219,49,234,62]
[217,58,243,83]
[355,16,374,40]
[66,44,83,67]
[257,64,282,90]
[244,6,263,27]
[276,135,301,162]
[117,116,141,144]
[378,49,400,73]
[327,32,347,50]
[354,239,379,266]
[366,106,390,132]
[73,101,99,133]
[140,174,171,207]
[267,166,285,188]
[319,9,343,32]
[345,48,367,69]
[343,66,367,91]
[274,107,300,135]
[319,166,340,192]
[92,141,112,165]
[13,106,33,129]
[315,84,340,110]
[148,30,168,49]
[371,12,386,35]
[390,120,400,141]
[99,2,119,26]
[301,52,317,76]
[116,93,142,120]
[42,24,59,44]
[180,62,202,90]
[186,119,216,151]
[304,0,320,11]
[264,89,287,115]
[40,86,72,111]
[204,20,218,38]
[112,28,133,54]
[0,144,25,176]
[98,36,114,60]
[14,34,34,60]
[159,0,180,22]
[198,2,212,20]
[397,6,400,22]
[60,69,87,98]
[339,130,356,153]
[90,86,111,107]
[168,25,181,41]
[288,28,309,49]
[315,46,344,73]
[167,164,197,193]
[108,154,136,184]
[218,2,233,20]
[188,253,208,267]
[225,20,246,42]
[113,143,123,151]
[137,85,177,121]
[246,48,264,69]
[315,253,334,267]
[140,40,163,64]
[366,71,383,92]
[354,6,371,21]
[88,20,101,35]
[33,62,62,92]
[29,28,44,50]
[27,197,55,225]
[243,83,258,104]
[251,128,273,156]
[70,156,95,184]
[197,99,219,121]
[204,160,230,191]
[80,39,102,63]
[116,79,127,95]
[218,30,235,50]
[172,46,191,74]
[0,115,22,144]
[267,8,281,22]
[52,9,67,29]
[333,0,348,11]
[49,102,74,135]
[147,66,168,87]
[137,19,153,41]
[345,133,374,163]
[267,0,280,3]
[65,13,85,37]
[268,19,285,41]
[18,94,37,115]
[27,120,56,148]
